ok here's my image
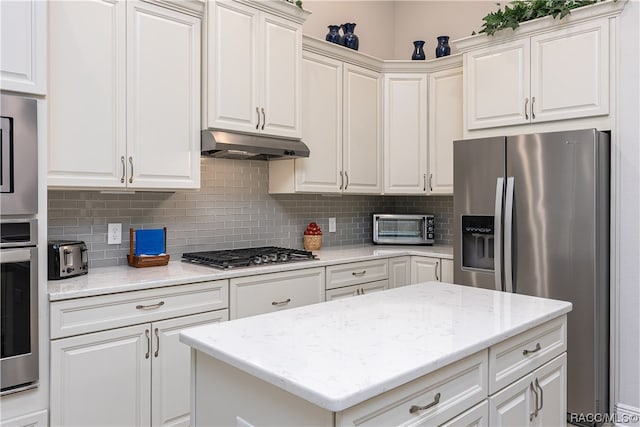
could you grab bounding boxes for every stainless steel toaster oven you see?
[373,214,435,245]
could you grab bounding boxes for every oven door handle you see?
[0,248,33,263]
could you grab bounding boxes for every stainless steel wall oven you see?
[1,93,39,395]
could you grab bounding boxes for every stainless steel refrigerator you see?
[453,129,609,424]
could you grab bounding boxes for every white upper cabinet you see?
[458,2,622,132]
[0,0,46,95]
[383,73,428,194]
[48,0,201,190]
[342,63,382,193]
[428,66,462,195]
[205,0,307,139]
[269,40,382,195]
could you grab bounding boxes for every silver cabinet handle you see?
[409,392,441,414]
[120,156,126,183]
[128,156,134,184]
[535,378,543,413]
[360,287,365,295]
[524,98,529,120]
[435,261,439,281]
[154,328,160,358]
[531,96,536,120]
[136,301,165,310]
[339,171,344,190]
[145,329,150,359]
[344,171,349,190]
[261,107,265,130]
[530,381,538,421]
[355,288,361,296]
[423,174,427,192]
[523,342,542,356]
[255,107,260,130]
[352,270,366,276]
[429,173,433,192]
[494,178,505,292]
[271,298,291,307]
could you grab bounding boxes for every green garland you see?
[479,0,601,36]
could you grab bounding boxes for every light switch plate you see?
[108,223,122,244]
[329,217,336,233]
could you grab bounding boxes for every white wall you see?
[616,0,640,424]
[302,0,494,60]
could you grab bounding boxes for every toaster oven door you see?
[374,215,432,244]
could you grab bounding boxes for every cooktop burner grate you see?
[181,246,317,269]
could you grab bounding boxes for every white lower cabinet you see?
[325,280,389,301]
[489,354,566,427]
[230,268,325,319]
[389,256,411,288]
[440,400,488,427]
[50,280,229,426]
[411,256,441,283]
[441,259,454,283]
[1,410,49,427]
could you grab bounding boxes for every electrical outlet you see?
[329,217,336,233]
[108,223,122,245]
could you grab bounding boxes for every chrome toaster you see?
[47,240,89,280]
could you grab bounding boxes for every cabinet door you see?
[531,354,566,427]
[465,38,530,130]
[206,1,258,133]
[530,20,609,123]
[294,51,343,192]
[0,0,46,94]
[411,257,440,284]
[230,268,325,319]
[325,280,389,301]
[489,372,535,427]
[127,1,201,189]
[383,74,428,194]
[428,68,462,195]
[152,310,229,427]
[48,0,127,188]
[389,256,411,288]
[440,259,454,283]
[260,12,301,138]
[343,63,382,194]
[50,324,151,426]
[1,410,48,427]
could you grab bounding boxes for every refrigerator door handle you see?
[504,177,515,293]
[494,177,505,292]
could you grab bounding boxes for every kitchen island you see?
[180,282,572,426]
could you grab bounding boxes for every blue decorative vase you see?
[343,23,359,51]
[325,25,341,44]
[435,36,451,58]
[411,40,426,60]
[339,23,348,46]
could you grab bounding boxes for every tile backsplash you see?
[48,158,453,267]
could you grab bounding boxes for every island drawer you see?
[325,280,389,301]
[488,315,567,394]
[326,259,389,290]
[336,350,488,426]
[50,280,229,339]
[230,267,325,320]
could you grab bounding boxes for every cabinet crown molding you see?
[303,35,463,74]
[234,0,310,24]
[452,0,627,52]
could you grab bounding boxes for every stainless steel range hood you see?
[201,130,310,160]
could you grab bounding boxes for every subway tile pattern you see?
[48,158,453,267]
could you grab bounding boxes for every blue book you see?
[135,229,165,256]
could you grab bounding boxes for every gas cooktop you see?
[181,246,317,269]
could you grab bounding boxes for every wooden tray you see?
[128,227,170,268]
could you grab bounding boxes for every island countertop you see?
[179,281,572,412]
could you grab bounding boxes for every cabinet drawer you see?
[489,315,566,394]
[326,259,389,290]
[325,280,389,301]
[51,280,229,339]
[336,350,488,426]
[230,267,324,320]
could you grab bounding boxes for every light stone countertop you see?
[180,281,572,412]
[48,244,452,301]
